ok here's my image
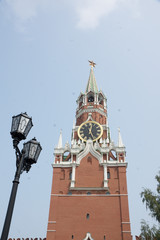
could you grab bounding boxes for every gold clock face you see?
[78,121,103,142]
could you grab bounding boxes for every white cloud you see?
[3,0,51,32]
[75,0,118,29]
[1,0,140,32]
[75,0,140,29]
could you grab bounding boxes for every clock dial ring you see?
[78,120,103,142]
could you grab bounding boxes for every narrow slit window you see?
[86,213,90,219]
[107,171,110,179]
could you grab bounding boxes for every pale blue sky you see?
[0,0,160,238]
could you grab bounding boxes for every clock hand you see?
[89,124,94,138]
[90,131,94,138]
[89,124,92,132]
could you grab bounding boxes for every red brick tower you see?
[46,62,132,240]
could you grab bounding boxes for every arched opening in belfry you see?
[63,151,71,161]
[79,95,83,108]
[109,149,117,161]
[87,92,94,103]
[98,93,104,106]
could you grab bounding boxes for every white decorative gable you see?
[83,232,94,240]
[77,140,103,164]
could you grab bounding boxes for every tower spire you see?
[57,129,63,148]
[86,60,98,93]
[118,128,124,147]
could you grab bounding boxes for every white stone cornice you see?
[76,107,107,119]
[71,148,80,154]
[115,146,126,152]
[77,140,103,164]
[51,193,129,197]
[54,148,64,154]
[70,187,108,191]
[52,162,73,168]
[107,162,128,167]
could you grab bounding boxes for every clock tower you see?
[46,62,132,240]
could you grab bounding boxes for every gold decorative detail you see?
[78,120,103,142]
[88,60,96,68]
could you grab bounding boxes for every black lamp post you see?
[1,113,42,240]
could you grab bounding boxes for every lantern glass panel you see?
[34,145,42,163]
[23,138,42,164]
[23,142,30,158]
[11,115,21,133]
[18,116,29,135]
[11,113,33,141]
[29,143,38,159]
[24,120,33,138]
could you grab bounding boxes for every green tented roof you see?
[85,67,98,93]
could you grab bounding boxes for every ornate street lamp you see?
[1,113,42,240]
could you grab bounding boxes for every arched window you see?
[106,191,110,195]
[87,192,91,195]
[86,213,90,219]
[87,156,92,164]
[60,169,65,180]
[69,171,72,180]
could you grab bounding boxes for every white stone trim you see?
[83,233,94,240]
[77,140,103,164]
[106,152,109,161]
[48,221,56,223]
[77,108,106,118]
[52,163,72,168]
[86,113,94,121]
[47,230,56,232]
[103,164,108,187]
[122,222,130,224]
[106,162,127,167]
[52,161,127,168]
[51,194,128,197]
[70,162,76,187]
[70,187,108,190]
